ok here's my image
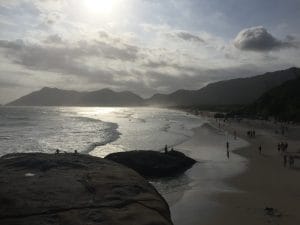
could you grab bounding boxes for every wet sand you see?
[163,122,249,225]
[208,119,300,225]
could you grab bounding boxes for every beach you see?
[163,114,300,225]
[161,120,249,225]
[207,119,300,225]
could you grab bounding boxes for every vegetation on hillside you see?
[241,77,300,122]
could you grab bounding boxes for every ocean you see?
[0,106,203,156]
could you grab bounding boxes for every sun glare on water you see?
[84,0,118,14]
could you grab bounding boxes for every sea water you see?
[0,106,203,156]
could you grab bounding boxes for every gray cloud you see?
[165,31,205,44]
[0,36,142,98]
[234,26,297,51]
[0,36,139,70]
[175,32,205,43]
[44,34,63,44]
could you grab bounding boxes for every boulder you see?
[105,150,196,178]
[0,153,173,225]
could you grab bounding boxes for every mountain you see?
[7,67,300,107]
[7,87,144,106]
[147,67,300,106]
[242,77,300,122]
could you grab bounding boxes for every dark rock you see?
[105,150,196,178]
[0,153,173,225]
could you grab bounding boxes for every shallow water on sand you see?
[165,123,249,225]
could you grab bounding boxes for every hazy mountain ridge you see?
[6,67,300,107]
[7,87,145,106]
[147,67,300,106]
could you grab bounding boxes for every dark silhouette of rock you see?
[147,67,300,106]
[0,153,173,225]
[105,150,196,178]
[7,87,144,106]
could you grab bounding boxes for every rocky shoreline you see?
[0,153,173,225]
[105,150,196,178]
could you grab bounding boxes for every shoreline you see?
[206,118,300,225]
[163,120,249,225]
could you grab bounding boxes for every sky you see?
[0,0,300,103]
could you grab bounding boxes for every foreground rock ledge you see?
[0,153,173,225]
[105,150,196,178]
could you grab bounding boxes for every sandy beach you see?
[163,114,300,225]
[163,119,249,225]
[207,118,300,225]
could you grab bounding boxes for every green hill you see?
[243,77,300,122]
[147,67,300,106]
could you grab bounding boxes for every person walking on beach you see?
[279,142,283,152]
[259,145,262,154]
[285,142,288,152]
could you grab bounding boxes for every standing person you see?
[280,142,284,152]
[164,144,168,153]
[259,145,262,154]
[277,143,281,152]
[226,141,229,151]
[282,142,287,152]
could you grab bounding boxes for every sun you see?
[84,0,116,14]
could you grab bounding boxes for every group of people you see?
[247,130,256,137]
[164,145,174,153]
[277,142,288,152]
[55,149,78,154]
[279,141,295,168]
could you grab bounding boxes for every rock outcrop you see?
[0,153,173,225]
[105,150,196,178]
